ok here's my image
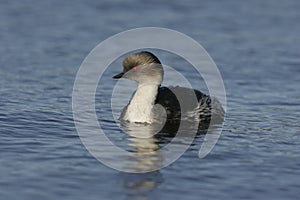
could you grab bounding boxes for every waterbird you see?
[113,51,224,130]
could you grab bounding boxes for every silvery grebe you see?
[113,51,224,127]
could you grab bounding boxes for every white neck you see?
[123,84,159,123]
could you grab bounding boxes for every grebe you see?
[113,51,224,126]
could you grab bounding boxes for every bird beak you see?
[112,72,124,79]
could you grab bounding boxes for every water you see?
[1,0,300,199]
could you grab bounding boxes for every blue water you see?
[1,0,300,199]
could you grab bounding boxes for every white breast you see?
[122,84,159,123]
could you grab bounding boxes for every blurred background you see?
[0,0,299,200]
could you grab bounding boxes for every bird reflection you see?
[118,122,164,200]
[121,171,163,200]
[117,114,223,199]
[121,121,164,173]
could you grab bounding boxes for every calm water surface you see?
[1,0,300,199]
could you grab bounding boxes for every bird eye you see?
[133,66,138,71]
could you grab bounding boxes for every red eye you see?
[133,66,138,71]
